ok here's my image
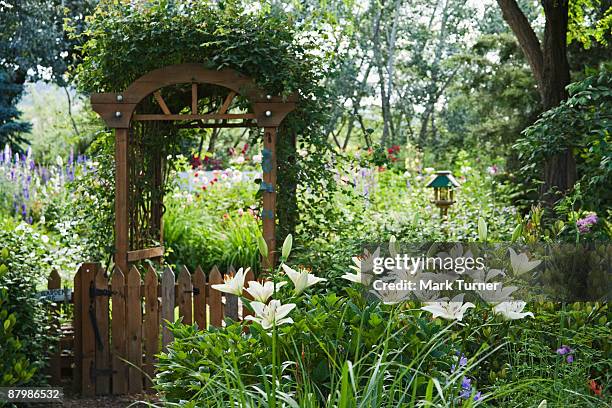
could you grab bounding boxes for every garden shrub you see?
[155,291,464,406]
[515,67,612,212]
[0,217,59,386]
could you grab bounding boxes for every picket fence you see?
[46,262,253,396]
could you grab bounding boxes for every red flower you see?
[194,172,199,177]
[190,155,202,168]
[588,380,603,396]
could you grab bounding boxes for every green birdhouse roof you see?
[426,171,460,188]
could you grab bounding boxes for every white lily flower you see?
[211,267,249,296]
[343,248,380,285]
[421,294,475,321]
[282,264,327,295]
[493,301,534,320]
[245,280,287,303]
[341,270,365,284]
[508,248,541,276]
[352,247,381,274]
[245,299,296,330]
[477,284,518,304]
[370,284,410,305]
[466,268,505,283]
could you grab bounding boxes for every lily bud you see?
[257,235,268,258]
[281,234,293,260]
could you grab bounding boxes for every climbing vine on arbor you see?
[72,0,336,246]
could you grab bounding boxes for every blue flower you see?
[556,345,572,355]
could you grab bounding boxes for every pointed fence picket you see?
[45,262,252,395]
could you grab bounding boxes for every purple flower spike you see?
[459,355,468,367]
[474,391,482,401]
[567,355,574,363]
[461,377,471,390]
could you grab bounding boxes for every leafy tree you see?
[0,0,96,151]
[516,68,612,212]
[496,0,611,198]
[0,71,31,150]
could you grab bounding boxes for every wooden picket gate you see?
[46,262,253,396]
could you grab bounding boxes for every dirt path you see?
[36,393,160,407]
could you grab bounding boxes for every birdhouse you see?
[426,170,460,219]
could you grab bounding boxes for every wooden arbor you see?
[91,63,296,272]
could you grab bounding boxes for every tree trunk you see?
[541,0,575,197]
[497,0,576,198]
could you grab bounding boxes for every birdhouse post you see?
[426,170,460,221]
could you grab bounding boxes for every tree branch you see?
[496,0,544,86]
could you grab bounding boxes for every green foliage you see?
[0,71,31,152]
[516,69,612,211]
[155,288,610,406]
[18,83,102,164]
[0,0,97,151]
[155,292,464,406]
[568,0,612,48]
[164,186,262,273]
[0,218,59,387]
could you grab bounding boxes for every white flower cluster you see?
[342,240,539,322]
[211,235,326,330]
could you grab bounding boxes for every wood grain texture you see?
[111,268,127,395]
[80,263,97,397]
[177,265,193,325]
[73,268,82,394]
[153,90,172,115]
[262,127,277,269]
[126,266,142,393]
[127,246,164,262]
[161,267,175,351]
[208,266,224,327]
[191,83,198,114]
[114,129,129,274]
[94,270,110,395]
[192,266,207,330]
[143,265,159,389]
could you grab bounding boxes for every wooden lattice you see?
[91,64,297,272]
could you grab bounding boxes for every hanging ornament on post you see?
[426,170,460,221]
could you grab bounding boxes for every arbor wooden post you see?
[115,128,129,273]
[90,64,297,271]
[262,127,277,269]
